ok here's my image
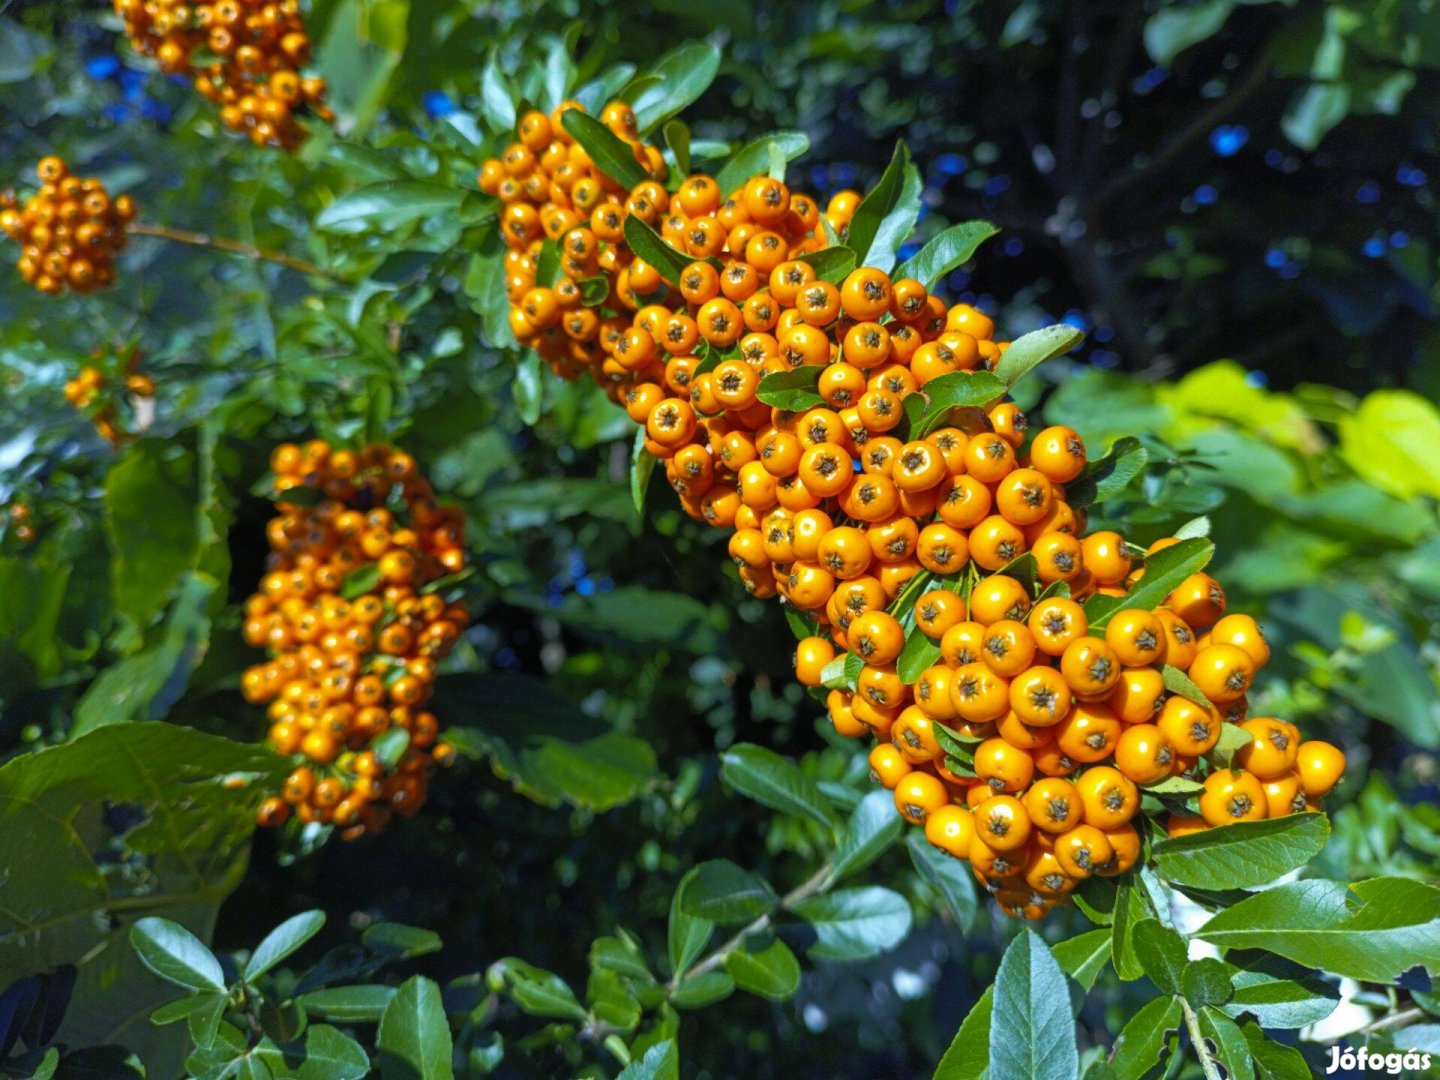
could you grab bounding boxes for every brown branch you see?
[126,222,338,280]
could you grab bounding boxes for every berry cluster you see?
[3,504,35,546]
[114,0,331,149]
[244,441,468,840]
[63,348,156,445]
[487,105,1346,919]
[1,158,134,294]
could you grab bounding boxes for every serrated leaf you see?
[994,324,1085,389]
[720,744,835,829]
[988,931,1078,1080]
[1195,877,1440,984]
[895,221,999,289]
[756,366,825,411]
[560,108,647,189]
[1152,813,1329,890]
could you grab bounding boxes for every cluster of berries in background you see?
[1,504,35,547]
[114,0,330,149]
[488,102,1346,920]
[1,157,133,295]
[62,345,156,445]
[243,441,469,840]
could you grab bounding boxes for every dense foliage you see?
[1,2,1439,1079]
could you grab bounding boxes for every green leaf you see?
[1338,389,1440,501]
[720,744,836,830]
[631,41,722,133]
[315,181,465,233]
[847,142,910,265]
[1199,1008,1255,1080]
[464,228,517,350]
[896,621,942,684]
[668,971,734,1010]
[479,56,515,132]
[863,162,923,273]
[1110,878,1153,981]
[245,912,326,983]
[931,985,992,1080]
[914,370,1008,436]
[560,108,648,189]
[106,440,202,625]
[1182,958,1234,1009]
[895,221,999,290]
[724,937,801,1001]
[377,977,452,1080]
[798,246,858,285]
[1101,995,1182,1080]
[756,365,825,410]
[1066,436,1148,509]
[680,861,777,925]
[1206,723,1253,770]
[0,17,55,82]
[1141,774,1205,796]
[1195,877,1440,984]
[129,919,226,992]
[296,985,397,1023]
[663,120,691,176]
[72,573,215,736]
[1084,537,1214,631]
[819,650,862,692]
[1151,813,1329,890]
[281,1024,370,1080]
[988,931,1078,1080]
[1240,1020,1313,1080]
[1052,929,1111,991]
[905,831,979,933]
[1160,664,1210,708]
[622,214,696,287]
[631,427,657,514]
[994,324,1084,389]
[492,960,585,1022]
[1219,953,1338,1029]
[714,132,811,195]
[831,790,905,883]
[1131,919,1187,994]
[514,351,544,426]
[790,886,911,962]
[1144,0,1236,64]
[363,922,443,963]
[668,867,713,978]
[617,1040,680,1080]
[151,992,225,1027]
[340,563,383,600]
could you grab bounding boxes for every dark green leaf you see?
[631,42,722,133]
[1240,1020,1313,1079]
[863,162,923,273]
[931,985,992,1080]
[668,867,714,978]
[668,971,734,1009]
[561,108,648,189]
[1052,929,1111,991]
[906,831,979,933]
[681,861,777,925]
[105,440,201,625]
[1182,958,1234,1008]
[663,120,690,176]
[1110,879,1154,981]
[1101,995,1182,1080]
[622,213,693,285]
[799,246,858,285]
[296,985,396,1023]
[914,371,1008,435]
[832,790,905,882]
[340,564,383,600]
[1067,436,1148,509]
[1219,952,1338,1029]
[1199,1008,1255,1080]
[491,960,585,1022]
[631,427,657,515]
[847,141,910,264]
[1152,813,1329,890]
[1132,919,1187,994]
[721,743,836,829]
[1084,538,1214,631]
[377,976,452,1079]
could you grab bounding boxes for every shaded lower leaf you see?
[790,886,911,962]
[724,937,801,1001]
[377,976,452,1080]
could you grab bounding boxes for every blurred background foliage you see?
[1,0,1438,1077]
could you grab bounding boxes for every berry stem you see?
[666,860,834,992]
[1178,995,1224,1080]
[125,222,337,280]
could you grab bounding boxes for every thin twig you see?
[1179,996,1225,1080]
[126,222,338,280]
[1360,1005,1424,1036]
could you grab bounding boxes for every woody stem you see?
[125,222,335,279]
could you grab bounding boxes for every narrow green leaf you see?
[560,108,648,189]
[668,971,734,1009]
[848,142,910,264]
[714,132,811,195]
[1132,919,1187,994]
[245,911,325,983]
[720,744,835,829]
[616,1039,680,1080]
[491,960,585,1022]
[663,119,691,177]
[296,985,396,1023]
[906,831,979,932]
[831,790,905,883]
[668,867,714,977]
[1161,664,1211,707]
[315,182,465,234]
[1102,996,1183,1080]
[341,564,383,600]
[1067,436,1148,509]
[1052,929,1111,991]
[480,56,515,132]
[631,42,721,133]
[915,371,1008,436]
[1200,1008,1255,1080]
[621,213,693,286]
[631,427,657,515]
[864,162,923,273]
[931,985,993,1080]
[1084,538,1214,631]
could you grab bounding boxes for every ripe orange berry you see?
[894,770,949,823]
[1295,740,1345,797]
[1198,769,1267,826]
